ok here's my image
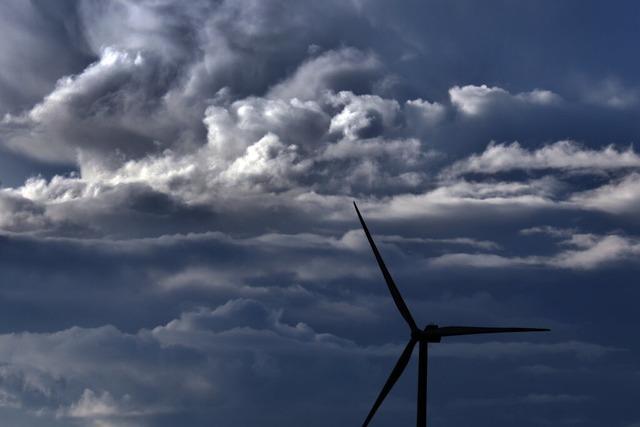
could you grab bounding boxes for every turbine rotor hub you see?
[413,324,441,342]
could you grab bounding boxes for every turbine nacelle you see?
[412,324,442,343]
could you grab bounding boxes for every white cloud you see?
[321,137,422,164]
[404,98,446,127]
[2,47,177,164]
[428,232,640,270]
[571,173,640,214]
[0,85,454,234]
[66,389,123,419]
[220,133,309,191]
[519,226,576,238]
[429,253,530,269]
[549,234,640,269]
[450,84,507,115]
[268,47,382,101]
[449,85,560,116]
[367,177,560,221]
[327,91,401,140]
[445,141,640,177]
[204,95,329,161]
[365,232,500,251]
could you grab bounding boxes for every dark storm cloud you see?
[1,1,640,426]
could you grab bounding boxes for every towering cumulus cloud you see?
[1,1,640,426]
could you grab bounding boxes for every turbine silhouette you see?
[353,202,549,427]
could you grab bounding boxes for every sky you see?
[1,1,640,426]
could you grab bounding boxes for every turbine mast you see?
[417,340,428,427]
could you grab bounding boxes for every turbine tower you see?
[353,202,549,427]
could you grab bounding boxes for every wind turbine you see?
[353,202,549,427]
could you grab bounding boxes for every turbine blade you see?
[363,338,418,427]
[353,202,418,332]
[436,326,550,337]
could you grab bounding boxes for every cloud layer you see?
[2,1,640,426]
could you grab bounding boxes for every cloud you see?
[367,232,500,251]
[449,85,560,116]
[2,47,186,164]
[582,78,640,109]
[220,133,309,191]
[0,191,48,231]
[3,41,640,239]
[571,173,640,214]
[327,91,402,140]
[367,177,561,221]
[519,226,576,238]
[0,81,451,235]
[268,47,383,101]
[429,232,640,270]
[0,1,91,114]
[429,252,530,269]
[65,389,126,419]
[0,299,618,426]
[0,300,376,425]
[549,234,640,269]
[2,2,640,426]
[203,94,330,161]
[404,98,446,128]
[445,141,640,177]
[0,300,355,425]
